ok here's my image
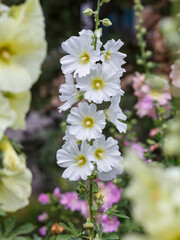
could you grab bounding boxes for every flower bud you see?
[83,218,94,228]
[102,18,112,27]
[104,0,110,3]
[83,8,93,16]
[94,28,102,38]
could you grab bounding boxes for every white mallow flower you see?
[59,74,82,113]
[98,158,123,181]
[60,33,101,78]
[67,102,106,141]
[76,63,122,104]
[101,39,126,76]
[106,94,127,133]
[56,140,94,181]
[79,29,102,49]
[63,126,77,142]
[89,135,121,172]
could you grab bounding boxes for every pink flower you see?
[79,200,89,218]
[53,187,61,198]
[149,143,159,152]
[135,96,156,119]
[147,159,152,163]
[101,215,120,232]
[38,193,50,205]
[132,73,145,97]
[39,226,47,236]
[38,212,48,222]
[149,128,159,137]
[170,60,180,88]
[131,142,146,160]
[98,182,122,211]
[60,192,82,212]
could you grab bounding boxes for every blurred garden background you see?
[1,0,180,239]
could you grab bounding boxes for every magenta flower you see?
[53,187,61,198]
[39,226,47,236]
[60,192,82,212]
[98,181,122,211]
[38,212,48,222]
[131,142,146,160]
[38,193,50,205]
[101,215,120,232]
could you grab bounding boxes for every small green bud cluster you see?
[133,0,154,73]
[83,8,94,16]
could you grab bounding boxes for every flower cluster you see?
[0,0,46,212]
[132,73,171,119]
[56,29,126,181]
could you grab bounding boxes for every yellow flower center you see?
[95,148,104,160]
[80,52,90,64]
[76,154,87,166]
[91,78,104,90]
[150,89,161,99]
[0,47,12,61]
[82,117,94,128]
[105,51,111,61]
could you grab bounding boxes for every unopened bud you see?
[94,28,102,38]
[83,218,94,228]
[104,0,110,3]
[102,18,112,27]
[83,8,93,16]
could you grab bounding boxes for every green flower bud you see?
[102,18,112,27]
[104,0,110,3]
[83,8,93,16]
[83,218,94,228]
[94,28,102,38]
[137,59,144,65]
[94,234,101,240]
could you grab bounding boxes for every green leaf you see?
[4,218,15,237]
[110,213,129,220]
[98,223,103,238]
[102,233,119,239]
[68,222,78,235]
[56,234,75,240]
[12,223,35,237]
[59,223,72,232]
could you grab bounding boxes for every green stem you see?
[94,0,101,50]
[89,179,94,240]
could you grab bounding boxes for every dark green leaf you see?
[98,223,103,238]
[59,222,72,232]
[68,222,78,235]
[56,234,75,240]
[102,233,119,239]
[4,218,15,237]
[12,223,35,237]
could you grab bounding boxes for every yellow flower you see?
[10,0,45,38]
[3,91,31,130]
[0,7,46,93]
[0,94,16,140]
[0,139,32,212]
[123,152,180,240]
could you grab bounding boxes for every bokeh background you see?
[5,0,177,229]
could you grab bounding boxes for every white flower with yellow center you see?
[56,141,94,181]
[0,94,16,140]
[89,135,121,172]
[67,102,106,141]
[101,39,126,76]
[0,15,46,93]
[106,94,127,133]
[59,74,82,113]
[76,63,121,104]
[60,33,101,78]
[79,29,102,49]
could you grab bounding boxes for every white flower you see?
[67,102,106,141]
[97,158,123,181]
[79,29,102,49]
[89,135,121,172]
[56,140,94,181]
[0,94,16,140]
[63,126,77,142]
[60,34,101,78]
[59,74,81,113]
[76,63,121,104]
[101,39,126,76]
[106,94,127,133]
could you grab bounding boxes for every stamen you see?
[86,120,91,126]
